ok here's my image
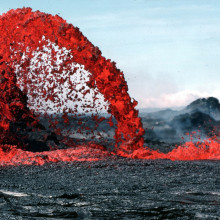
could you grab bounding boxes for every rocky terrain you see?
[140,97,220,146]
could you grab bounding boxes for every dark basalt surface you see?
[0,159,219,219]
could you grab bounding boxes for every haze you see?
[1,0,220,108]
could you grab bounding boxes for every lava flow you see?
[0,8,219,165]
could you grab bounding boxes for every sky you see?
[1,0,220,109]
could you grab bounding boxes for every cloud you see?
[137,89,220,109]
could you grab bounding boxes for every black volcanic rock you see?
[170,111,216,134]
[185,97,220,120]
[0,120,62,152]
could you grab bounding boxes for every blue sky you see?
[1,0,220,108]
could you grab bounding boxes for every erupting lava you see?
[0,8,219,165]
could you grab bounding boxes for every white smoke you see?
[138,90,220,109]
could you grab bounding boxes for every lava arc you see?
[0,7,145,154]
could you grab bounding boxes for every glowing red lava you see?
[0,8,219,165]
[122,136,220,160]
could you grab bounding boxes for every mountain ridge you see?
[141,97,220,143]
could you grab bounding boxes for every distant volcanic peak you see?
[184,97,220,121]
[186,97,220,111]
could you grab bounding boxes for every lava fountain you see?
[0,8,219,165]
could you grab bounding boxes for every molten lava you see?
[0,8,219,165]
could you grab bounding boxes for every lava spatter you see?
[0,7,144,162]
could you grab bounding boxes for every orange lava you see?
[0,144,113,166]
[1,136,219,166]
[118,137,220,160]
